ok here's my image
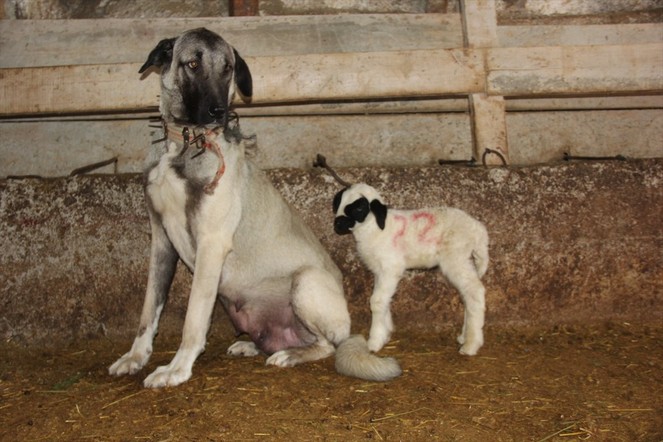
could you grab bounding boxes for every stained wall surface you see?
[2,159,661,344]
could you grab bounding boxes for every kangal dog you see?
[333,183,489,356]
[109,28,401,387]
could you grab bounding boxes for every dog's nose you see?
[208,105,225,118]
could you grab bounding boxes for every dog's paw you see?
[143,364,192,388]
[367,325,391,353]
[108,351,149,376]
[265,350,298,368]
[458,340,483,356]
[227,341,260,357]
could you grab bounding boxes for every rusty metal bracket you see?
[564,152,627,162]
[70,157,118,176]
[313,154,351,187]
[438,157,477,167]
[481,148,507,167]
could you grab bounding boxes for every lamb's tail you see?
[472,225,490,278]
[335,335,402,382]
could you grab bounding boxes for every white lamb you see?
[333,183,489,356]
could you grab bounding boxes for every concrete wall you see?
[2,159,661,344]
[4,109,662,177]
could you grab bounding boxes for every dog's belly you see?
[220,296,315,354]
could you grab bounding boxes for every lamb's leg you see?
[367,272,402,352]
[440,259,486,356]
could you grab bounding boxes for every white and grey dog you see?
[109,28,400,388]
[333,183,489,356]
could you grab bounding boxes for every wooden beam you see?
[0,63,153,116]
[0,49,485,117]
[461,0,498,48]
[488,43,663,96]
[498,23,663,48]
[1,43,662,117]
[3,18,660,69]
[0,15,463,68]
[461,0,509,165]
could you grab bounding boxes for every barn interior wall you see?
[0,0,661,344]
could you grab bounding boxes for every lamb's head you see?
[332,183,388,235]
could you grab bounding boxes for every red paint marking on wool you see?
[391,214,407,247]
[412,211,438,244]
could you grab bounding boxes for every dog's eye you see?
[187,60,199,70]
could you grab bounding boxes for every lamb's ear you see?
[332,188,347,214]
[233,48,253,101]
[370,199,388,230]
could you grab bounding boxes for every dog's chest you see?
[145,151,198,266]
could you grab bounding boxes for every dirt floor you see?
[1,322,661,442]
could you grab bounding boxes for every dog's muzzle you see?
[208,106,240,130]
[334,216,355,235]
[208,105,228,125]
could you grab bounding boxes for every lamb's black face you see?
[333,188,372,235]
[333,186,388,235]
[139,28,253,126]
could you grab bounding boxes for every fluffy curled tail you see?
[335,335,402,382]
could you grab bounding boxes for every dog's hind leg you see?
[109,217,178,376]
[143,236,231,388]
[439,258,486,356]
[266,267,348,367]
[367,272,402,352]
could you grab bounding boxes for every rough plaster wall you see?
[2,160,661,345]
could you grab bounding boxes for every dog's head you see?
[333,183,388,235]
[139,28,253,127]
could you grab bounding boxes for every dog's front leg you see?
[109,216,178,377]
[367,271,402,352]
[143,238,230,388]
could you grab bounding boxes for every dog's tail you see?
[335,335,402,382]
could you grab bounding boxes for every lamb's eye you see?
[187,60,199,70]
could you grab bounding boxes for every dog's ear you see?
[139,38,176,74]
[370,199,388,230]
[332,188,347,214]
[233,48,253,100]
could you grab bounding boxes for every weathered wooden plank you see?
[461,0,509,165]
[0,14,463,68]
[3,17,660,70]
[0,49,485,116]
[469,94,509,164]
[0,63,155,116]
[461,0,498,48]
[498,23,663,48]
[2,43,662,117]
[488,43,663,96]
[252,49,484,103]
